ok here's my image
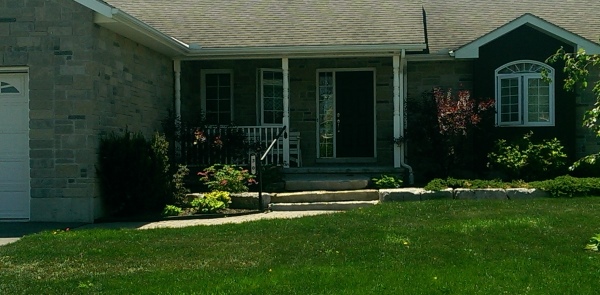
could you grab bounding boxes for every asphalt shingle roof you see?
[103,0,426,49]
[422,0,600,53]
[102,0,600,53]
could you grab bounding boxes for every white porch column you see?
[393,54,401,167]
[174,59,182,119]
[282,57,290,168]
[174,59,182,159]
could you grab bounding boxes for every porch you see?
[173,52,418,184]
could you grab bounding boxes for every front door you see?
[318,70,375,158]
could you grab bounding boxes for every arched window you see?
[495,60,554,126]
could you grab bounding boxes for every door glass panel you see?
[318,72,334,158]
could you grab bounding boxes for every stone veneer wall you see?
[406,60,474,98]
[0,0,173,222]
[574,67,600,159]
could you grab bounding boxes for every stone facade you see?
[574,67,600,159]
[1,0,173,222]
[406,60,474,98]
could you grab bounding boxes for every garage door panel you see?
[0,134,29,156]
[0,104,28,131]
[0,191,29,219]
[0,160,29,182]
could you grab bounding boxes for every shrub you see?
[191,191,231,213]
[406,89,495,182]
[162,205,183,217]
[569,153,600,177]
[98,131,189,216]
[372,175,403,188]
[172,164,190,205]
[424,177,530,191]
[487,131,568,181]
[423,178,447,191]
[530,175,600,197]
[98,131,170,216]
[199,164,256,193]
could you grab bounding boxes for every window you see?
[260,69,283,125]
[495,60,554,126]
[201,70,233,125]
[0,81,20,94]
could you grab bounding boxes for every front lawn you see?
[1,198,599,294]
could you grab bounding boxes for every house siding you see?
[0,0,172,222]
[473,25,577,160]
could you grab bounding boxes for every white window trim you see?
[495,60,555,127]
[259,68,284,126]
[201,69,234,125]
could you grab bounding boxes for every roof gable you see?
[454,14,600,58]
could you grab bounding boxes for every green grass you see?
[1,198,600,294]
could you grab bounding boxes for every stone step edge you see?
[272,189,379,203]
[269,200,379,211]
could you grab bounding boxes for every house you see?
[1,0,599,222]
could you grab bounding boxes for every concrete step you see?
[269,200,379,211]
[272,189,379,203]
[284,174,371,191]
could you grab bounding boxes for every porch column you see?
[282,57,290,168]
[174,59,182,119]
[393,54,401,167]
[174,59,182,159]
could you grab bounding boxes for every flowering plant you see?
[198,164,256,193]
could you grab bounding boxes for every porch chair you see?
[288,131,303,167]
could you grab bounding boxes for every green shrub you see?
[487,132,568,181]
[372,175,403,188]
[423,178,447,191]
[190,191,231,213]
[162,205,183,217]
[172,164,190,205]
[199,164,256,193]
[98,131,189,217]
[530,175,600,197]
[585,233,600,252]
[569,153,600,177]
[98,131,170,216]
[424,177,530,191]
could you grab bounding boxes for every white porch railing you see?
[180,125,287,167]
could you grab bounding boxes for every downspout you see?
[399,50,414,184]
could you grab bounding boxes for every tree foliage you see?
[546,47,600,170]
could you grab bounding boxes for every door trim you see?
[315,67,377,159]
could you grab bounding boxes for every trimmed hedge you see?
[424,175,600,198]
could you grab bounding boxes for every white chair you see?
[288,131,302,167]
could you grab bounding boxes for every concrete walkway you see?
[0,210,338,246]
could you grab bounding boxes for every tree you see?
[546,47,600,168]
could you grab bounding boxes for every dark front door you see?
[335,71,374,157]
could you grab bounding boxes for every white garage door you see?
[0,73,30,220]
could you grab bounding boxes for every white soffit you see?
[454,13,600,58]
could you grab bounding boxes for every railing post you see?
[282,57,290,168]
